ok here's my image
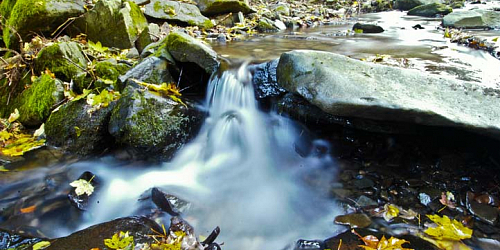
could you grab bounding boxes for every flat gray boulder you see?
[443,9,500,29]
[276,50,500,139]
[195,0,253,16]
[144,0,213,29]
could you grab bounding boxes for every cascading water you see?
[74,65,341,249]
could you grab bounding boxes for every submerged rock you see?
[70,0,148,49]
[352,23,384,33]
[0,0,85,49]
[276,50,500,140]
[250,59,286,99]
[47,216,162,250]
[45,99,116,155]
[144,0,213,29]
[108,85,203,160]
[195,0,253,16]
[442,9,500,29]
[407,3,452,17]
[0,229,44,250]
[167,31,219,74]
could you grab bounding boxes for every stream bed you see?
[2,8,500,250]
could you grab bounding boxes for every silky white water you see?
[79,65,340,250]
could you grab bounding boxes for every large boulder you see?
[352,23,384,33]
[442,9,500,29]
[45,99,116,155]
[276,50,500,139]
[35,41,89,91]
[0,0,85,49]
[108,85,203,159]
[70,0,148,49]
[407,3,452,17]
[250,59,286,99]
[118,56,175,88]
[144,0,213,29]
[48,216,162,250]
[195,0,253,16]
[167,31,219,74]
[2,74,65,127]
[393,0,441,10]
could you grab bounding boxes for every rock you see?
[352,23,384,33]
[269,3,290,16]
[70,0,148,49]
[468,195,499,225]
[144,0,213,29]
[108,85,203,160]
[0,0,85,49]
[118,56,175,89]
[135,23,161,54]
[94,60,131,90]
[294,239,325,250]
[7,74,64,127]
[442,9,500,29]
[195,0,253,16]
[47,216,162,250]
[257,17,283,32]
[250,59,286,99]
[0,229,44,249]
[35,41,89,91]
[276,50,500,140]
[67,171,100,211]
[167,31,219,74]
[334,213,372,228]
[353,177,375,189]
[394,0,442,10]
[45,98,116,155]
[356,195,378,207]
[407,3,452,17]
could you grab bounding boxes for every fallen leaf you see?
[8,109,20,123]
[383,204,400,222]
[70,178,95,196]
[104,231,134,250]
[439,191,456,209]
[425,215,472,241]
[33,241,51,250]
[419,234,472,250]
[20,205,36,213]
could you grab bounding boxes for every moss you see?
[126,1,148,39]
[15,74,63,126]
[4,0,48,48]
[153,0,162,12]
[0,0,18,19]
[95,61,131,89]
[0,72,32,118]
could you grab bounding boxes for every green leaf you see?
[88,40,109,53]
[70,179,95,196]
[74,126,82,137]
[104,231,134,250]
[33,241,51,250]
[72,89,92,102]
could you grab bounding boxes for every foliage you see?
[439,191,456,209]
[0,109,45,157]
[382,204,399,222]
[32,241,51,250]
[424,215,472,241]
[131,79,186,107]
[69,175,95,196]
[104,231,134,250]
[353,230,413,250]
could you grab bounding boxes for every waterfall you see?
[81,64,340,250]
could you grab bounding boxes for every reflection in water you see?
[212,11,500,87]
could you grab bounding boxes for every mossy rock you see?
[35,41,89,90]
[118,56,175,89]
[70,0,148,49]
[94,60,131,90]
[195,0,253,16]
[45,98,116,155]
[2,0,86,49]
[0,70,31,119]
[166,31,219,74]
[394,0,442,10]
[7,74,65,127]
[144,0,213,29]
[407,3,452,17]
[108,85,203,160]
[256,17,280,32]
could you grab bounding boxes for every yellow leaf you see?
[104,231,134,250]
[425,215,472,241]
[419,234,472,250]
[0,165,8,172]
[74,126,82,137]
[33,241,51,250]
[1,137,45,157]
[493,37,498,42]
[34,123,45,138]
[0,130,12,142]
[8,109,20,123]
[383,204,400,222]
[358,235,413,250]
[70,178,95,196]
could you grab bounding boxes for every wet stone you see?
[356,195,378,207]
[352,177,375,189]
[469,201,499,225]
[294,239,325,250]
[331,188,353,199]
[334,213,372,228]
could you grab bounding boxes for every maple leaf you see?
[357,234,413,250]
[425,215,472,241]
[70,177,95,196]
[419,235,472,250]
[104,231,134,250]
[383,204,400,222]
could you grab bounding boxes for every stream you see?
[1,9,500,250]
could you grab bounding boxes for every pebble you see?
[356,195,378,207]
